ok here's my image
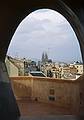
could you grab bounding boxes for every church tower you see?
[42,52,48,63]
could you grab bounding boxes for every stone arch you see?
[5,0,84,63]
[0,0,84,119]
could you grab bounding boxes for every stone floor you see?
[17,100,72,116]
[1,100,84,120]
[16,100,84,120]
[20,116,84,120]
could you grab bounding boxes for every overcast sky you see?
[7,9,82,63]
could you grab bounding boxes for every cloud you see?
[29,9,66,24]
[7,9,82,62]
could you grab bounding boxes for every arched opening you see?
[7,8,83,78]
[6,8,83,116]
[0,0,84,119]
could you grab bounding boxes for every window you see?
[49,88,55,95]
[49,96,55,101]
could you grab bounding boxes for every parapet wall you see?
[10,76,80,114]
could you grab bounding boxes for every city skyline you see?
[7,9,82,63]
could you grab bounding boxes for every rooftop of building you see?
[30,71,46,77]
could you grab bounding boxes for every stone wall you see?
[10,76,80,114]
[77,74,84,115]
[10,77,33,100]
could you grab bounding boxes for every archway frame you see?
[6,0,84,64]
[0,0,84,118]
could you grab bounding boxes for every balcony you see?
[10,75,84,116]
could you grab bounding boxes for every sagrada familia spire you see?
[42,52,48,63]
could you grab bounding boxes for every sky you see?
[7,9,82,63]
